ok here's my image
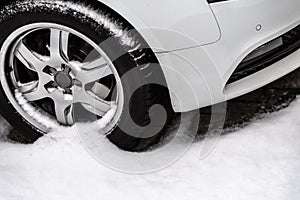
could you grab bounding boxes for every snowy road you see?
[0,96,299,200]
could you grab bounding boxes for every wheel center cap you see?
[54,72,73,89]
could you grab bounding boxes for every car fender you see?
[97,0,221,52]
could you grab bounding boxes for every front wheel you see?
[0,0,174,151]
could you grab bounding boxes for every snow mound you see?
[0,97,299,200]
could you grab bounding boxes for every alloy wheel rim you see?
[0,23,124,134]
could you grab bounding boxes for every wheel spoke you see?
[50,29,69,63]
[15,41,44,71]
[18,81,38,93]
[61,31,70,60]
[23,85,48,101]
[74,86,111,116]
[20,71,52,102]
[82,57,107,70]
[49,89,74,125]
[49,29,60,59]
[91,82,111,99]
[76,59,112,85]
[54,99,74,125]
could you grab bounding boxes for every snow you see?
[15,91,59,130]
[0,97,299,200]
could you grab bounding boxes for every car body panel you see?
[206,0,300,83]
[97,0,221,51]
[156,0,300,112]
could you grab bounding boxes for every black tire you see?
[0,0,174,151]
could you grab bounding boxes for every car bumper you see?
[157,0,300,112]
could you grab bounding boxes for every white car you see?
[0,0,299,151]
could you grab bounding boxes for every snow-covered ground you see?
[0,97,299,200]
